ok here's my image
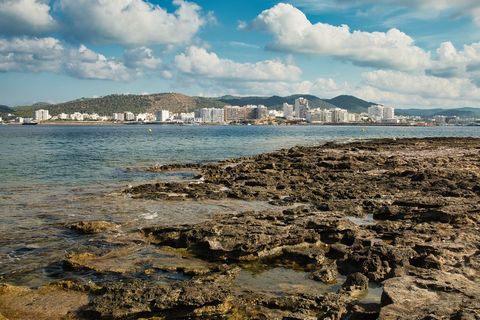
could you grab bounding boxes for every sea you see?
[1,124,479,286]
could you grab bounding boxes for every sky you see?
[1,0,480,108]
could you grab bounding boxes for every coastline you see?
[1,137,479,319]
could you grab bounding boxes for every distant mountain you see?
[13,93,380,117]
[324,95,376,114]
[396,107,480,118]
[0,105,13,114]
[14,93,225,117]
[218,94,338,110]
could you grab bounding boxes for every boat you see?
[22,121,38,125]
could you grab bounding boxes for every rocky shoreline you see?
[1,137,479,319]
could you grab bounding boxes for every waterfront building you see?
[368,105,385,122]
[70,112,84,121]
[383,106,395,120]
[113,113,124,121]
[434,115,447,124]
[155,110,170,122]
[257,105,268,119]
[33,109,50,121]
[200,108,224,123]
[294,97,309,119]
[245,105,258,120]
[124,112,135,121]
[269,110,284,118]
[58,113,68,120]
[224,106,245,121]
[283,103,294,120]
[331,108,349,123]
[178,112,196,122]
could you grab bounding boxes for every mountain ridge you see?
[9,92,480,118]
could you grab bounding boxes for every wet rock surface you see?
[2,138,480,319]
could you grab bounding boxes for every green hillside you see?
[218,94,337,110]
[0,105,13,115]
[14,93,225,117]
[324,95,376,113]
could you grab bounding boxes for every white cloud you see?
[427,42,480,84]
[0,0,56,35]
[357,69,480,107]
[0,37,134,81]
[124,47,162,70]
[0,37,63,72]
[58,0,205,46]
[245,3,430,71]
[175,46,302,81]
[64,45,132,81]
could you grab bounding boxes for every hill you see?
[0,105,13,114]
[324,95,376,113]
[14,93,225,117]
[218,94,338,110]
[396,107,480,118]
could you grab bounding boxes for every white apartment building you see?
[156,110,170,122]
[331,108,349,123]
[70,112,84,121]
[33,109,50,121]
[283,103,294,120]
[294,98,309,119]
[124,112,135,121]
[306,109,335,123]
[368,105,395,122]
[200,108,224,123]
[113,113,125,121]
[58,113,68,120]
[368,105,385,122]
[383,106,395,120]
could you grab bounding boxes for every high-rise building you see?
[200,108,224,123]
[294,98,309,119]
[368,105,384,122]
[256,105,268,120]
[224,106,245,121]
[33,109,50,121]
[331,108,349,123]
[368,105,395,122]
[113,113,125,121]
[283,103,294,120]
[383,106,395,120]
[244,105,258,120]
[155,110,170,122]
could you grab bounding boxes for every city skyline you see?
[1,0,480,108]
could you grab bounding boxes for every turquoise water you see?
[0,124,479,286]
[1,124,479,186]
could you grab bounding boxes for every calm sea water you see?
[1,124,479,186]
[0,124,479,286]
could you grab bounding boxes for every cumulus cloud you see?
[57,0,205,46]
[64,45,131,81]
[427,42,480,84]
[175,46,302,81]
[245,3,430,71]
[0,0,56,36]
[0,37,63,72]
[0,37,133,80]
[124,47,162,70]
[357,69,480,107]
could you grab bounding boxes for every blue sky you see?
[1,0,480,108]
